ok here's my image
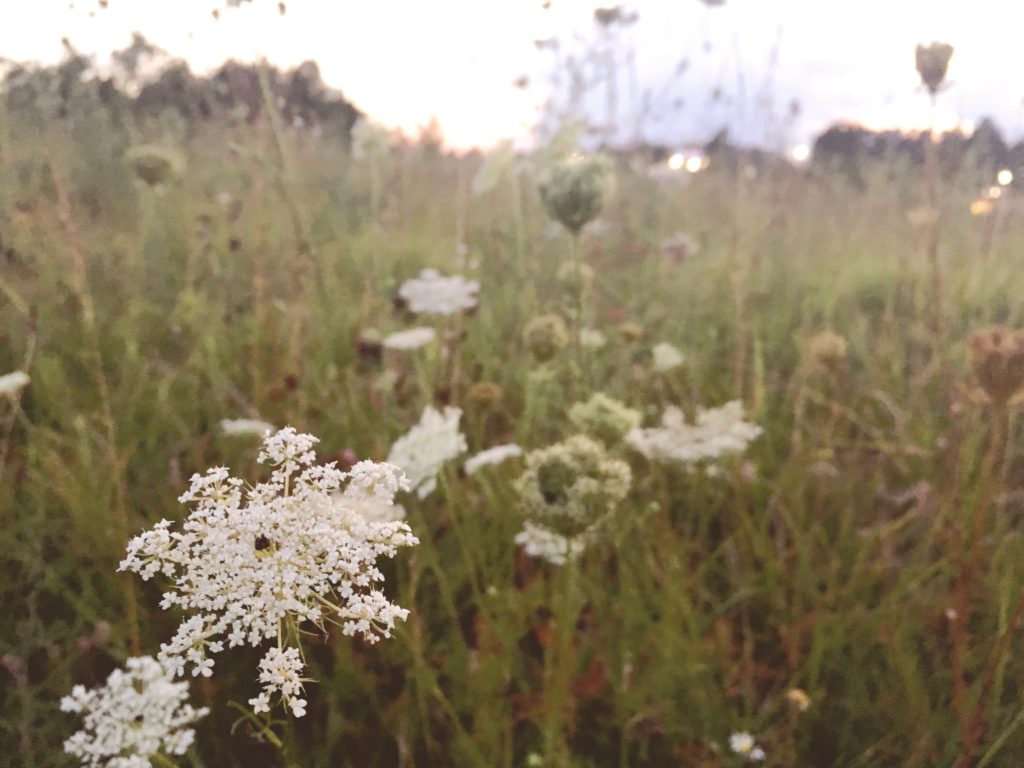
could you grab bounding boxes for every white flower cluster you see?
[119,428,418,717]
[580,328,607,349]
[249,646,307,717]
[652,342,685,372]
[398,269,479,316]
[627,401,761,467]
[387,406,467,498]
[0,370,30,398]
[729,731,766,762]
[514,435,631,565]
[382,327,437,351]
[218,418,275,437]
[514,520,589,566]
[60,656,208,767]
[464,443,523,475]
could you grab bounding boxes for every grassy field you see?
[4,92,1024,768]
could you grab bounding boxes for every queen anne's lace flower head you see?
[515,435,631,538]
[119,428,418,717]
[627,401,761,468]
[218,418,275,437]
[0,370,30,398]
[464,443,524,475]
[652,342,685,372]
[580,328,607,349]
[514,520,590,565]
[397,269,479,316]
[382,327,437,350]
[568,393,641,446]
[729,731,766,762]
[61,656,208,767]
[387,406,467,498]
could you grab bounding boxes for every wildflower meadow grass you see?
[6,61,1024,767]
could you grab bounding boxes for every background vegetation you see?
[4,45,1024,768]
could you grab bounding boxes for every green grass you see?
[4,101,1024,768]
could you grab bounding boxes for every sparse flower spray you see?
[117,427,418,741]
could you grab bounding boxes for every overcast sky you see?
[2,0,1022,150]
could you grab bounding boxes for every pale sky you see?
[1,0,1023,150]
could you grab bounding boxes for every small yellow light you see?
[791,144,811,163]
[971,198,994,216]
[997,168,1013,186]
[667,153,685,171]
[685,155,704,173]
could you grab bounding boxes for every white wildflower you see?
[61,656,208,767]
[516,435,631,537]
[652,342,685,372]
[382,327,437,351]
[119,428,418,717]
[0,370,30,398]
[464,444,523,475]
[335,460,408,523]
[398,269,479,316]
[218,418,275,437]
[387,406,467,498]
[729,731,766,762]
[627,401,761,467]
[580,328,607,349]
[514,520,589,566]
[250,646,307,718]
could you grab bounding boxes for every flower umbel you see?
[538,154,611,234]
[516,434,631,538]
[387,406,467,498]
[61,656,208,767]
[119,428,418,716]
[915,42,953,95]
[397,269,480,316]
[627,401,761,468]
[729,731,766,762]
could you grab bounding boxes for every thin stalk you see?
[543,557,579,767]
[924,94,949,399]
[567,232,586,396]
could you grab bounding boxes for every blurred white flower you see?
[514,520,589,565]
[119,429,418,717]
[652,342,685,372]
[0,370,30,398]
[219,418,275,437]
[382,327,437,351]
[398,269,479,316]
[387,406,467,498]
[580,328,607,349]
[465,444,523,475]
[627,401,761,467]
[729,731,766,762]
[61,656,208,766]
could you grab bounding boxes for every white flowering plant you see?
[387,405,467,498]
[60,656,208,767]
[119,428,418,718]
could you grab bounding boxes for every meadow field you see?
[4,59,1024,768]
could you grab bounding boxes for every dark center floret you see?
[254,534,272,551]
